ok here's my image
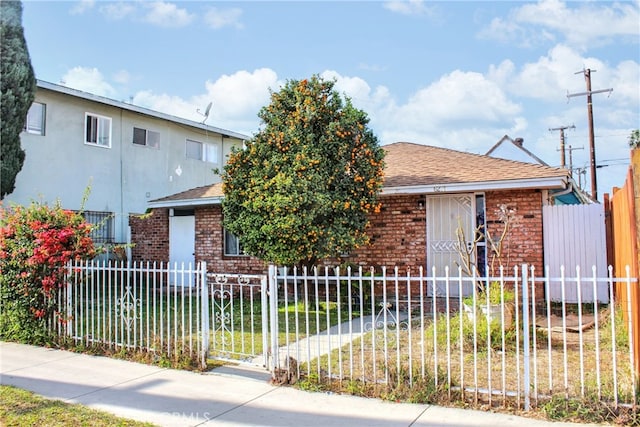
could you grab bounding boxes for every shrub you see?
[0,201,98,344]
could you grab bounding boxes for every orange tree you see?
[222,76,385,267]
[0,202,98,344]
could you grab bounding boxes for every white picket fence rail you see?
[45,261,639,411]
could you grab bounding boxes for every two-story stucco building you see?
[5,80,248,259]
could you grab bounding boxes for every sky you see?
[21,0,640,201]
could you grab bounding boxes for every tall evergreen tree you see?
[1,0,36,199]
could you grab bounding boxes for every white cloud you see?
[61,67,116,97]
[143,1,194,28]
[367,70,525,151]
[131,69,279,135]
[204,7,244,30]
[403,70,521,123]
[133,91,197,121]
[383,0,434,16]
[479,0,640,50]
[99,2,135,20]
[112,70,131,85]
[202,69,279,119]
[70,0,95,15]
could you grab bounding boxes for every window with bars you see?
[80,211,114,244]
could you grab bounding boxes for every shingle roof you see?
[150,142,571,205]
[383,142,568,188]
[151,183,224,203]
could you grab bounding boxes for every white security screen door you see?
[426,194,476,297]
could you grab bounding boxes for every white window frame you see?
[224,229,246,256]
[85,113,112,148]
[185,139,219,164]
[24,102,46,135]
[133,127,160,148]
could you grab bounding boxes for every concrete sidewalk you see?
[0,342,601,427]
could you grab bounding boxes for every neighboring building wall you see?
[130,210,170,262]
[8,84,244,245]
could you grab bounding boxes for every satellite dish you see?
[197,101,213,123]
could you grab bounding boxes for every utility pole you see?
[567,68,612,200]
[549,124,575,168]
[566,145,584,178]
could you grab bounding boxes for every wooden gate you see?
[542,203,608,302]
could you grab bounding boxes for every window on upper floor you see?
[23,102,46,135]
[133,127,160,148]
[79,210,115,244]
[185,139,219,164]
[224,229,245,256]
[85,113,112,148]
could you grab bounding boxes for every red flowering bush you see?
[0,201,99,344]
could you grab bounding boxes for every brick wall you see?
[129,189,545,277]
[194,206,267,274]
[484,189,544,274]
[337,194,427,271]
[129,209,169,261]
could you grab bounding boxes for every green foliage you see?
[0,385,156,427]
[463,280,515,306]
[222,75,385,266]
[0,0,36,199]
[0,201,99,344]
[629,129,640,149]
[541,394,639,425]
[426,306,518,352]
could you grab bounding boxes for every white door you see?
[426,194,475,297]
[169,212,195,285]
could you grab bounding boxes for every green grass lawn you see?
[0,385,156,427]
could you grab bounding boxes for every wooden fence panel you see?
[609,163,640,373]
[543,203,608,302]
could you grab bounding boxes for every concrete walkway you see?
[1,342,604,427]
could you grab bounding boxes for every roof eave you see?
[147,196,224,209]
[37,80,250,141]
[382,176,568,195]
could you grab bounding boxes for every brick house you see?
[130,142,580,289]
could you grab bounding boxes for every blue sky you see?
[21,0,640,201]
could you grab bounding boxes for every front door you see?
[426,194,476,296]
[169,210,195,285]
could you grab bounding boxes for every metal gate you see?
[201,273,270,367]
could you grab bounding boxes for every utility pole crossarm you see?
[549,125,576,169]
[567,88,613,99]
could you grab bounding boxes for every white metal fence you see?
[52,261,638,411]
[268,264,638,410]
[59,261,207,362]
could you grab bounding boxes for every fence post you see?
[200,264,209,368]
[522,263,531,411]
[66,261,74,339]
[261,273,269,369]
[268,265,280,372]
